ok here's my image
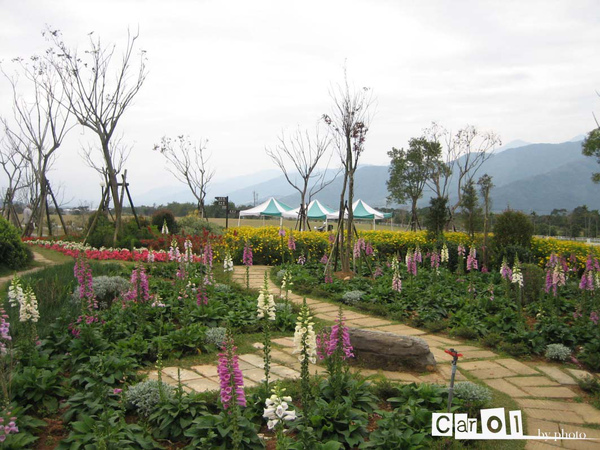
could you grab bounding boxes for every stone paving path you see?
[151,265,600,449]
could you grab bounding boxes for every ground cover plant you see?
[276,241,600,372]
[0,237,520,448]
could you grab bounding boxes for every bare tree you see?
[154,135,214,218]
[46,28,147,244]
[323,72,374,273]
[0,131,29,225]
[266,125,336,230]
[1,55,72,236]
[424,123,500,228]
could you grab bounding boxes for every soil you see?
[333,271,355,280]
[36,417,67,450]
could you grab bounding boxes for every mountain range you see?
[136,138,599,214]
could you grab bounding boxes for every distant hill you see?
[136,140,600,213]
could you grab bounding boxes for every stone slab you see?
[243,368,282,383]
[460,360,504,371]
[270,364,300,379]
[536,365,577,385]
[272,337,295,347]
[516,399,574,411]
[185,378,220,392]
[524,408,585,424]
[482,379,528,397]
[566,368,596,381]
[507,376,560,387]
[496,358,539,375]
[190,365,219,378]
[526,418,561,436]
[569,404,600,425]
[460,350,498,360]
[436,365,467,382]
[161,367,204,382]
[238,354,265,368]
[524,441,561,449]
[468,366,517,379]
[419,334,461,345]
[429,347,455,363]
[522,386,578,398]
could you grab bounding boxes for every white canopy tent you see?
[326,199,392,230]
[282,199,335,229]
[237,197,293,226]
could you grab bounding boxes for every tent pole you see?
[238,216,241,227]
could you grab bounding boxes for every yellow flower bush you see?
[214,227,599,268]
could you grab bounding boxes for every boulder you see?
[347,327,436,372]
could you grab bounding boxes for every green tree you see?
[492,210,534,249]
[459,179,482,237]
[387,137,442,231]
[424,196,449,242]
[582,126,600,182]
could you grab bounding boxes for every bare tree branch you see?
[266,125,335,230]
[154,135,215,218]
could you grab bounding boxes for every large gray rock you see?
[347,327,436,372]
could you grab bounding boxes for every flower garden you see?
[1,223,599,448]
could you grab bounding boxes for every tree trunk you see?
[410,198,419,231]
[337,163,349,272]
[102,141,122,246]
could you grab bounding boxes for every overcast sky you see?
[1,0,599,205]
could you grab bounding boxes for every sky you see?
[1,0,599,206]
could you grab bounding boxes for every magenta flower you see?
[125,265,150,303]
[217,336,246,409]
[374,266,383,278]
[202,243,213,267]
[591,311,599,325]
[278,228,286,237]
[353,238,365,258]
[466,247,478,271]
[430,251,440,269]
[365,242,374,256]
[317,316,354,361]
[457,244,465,257]
[74,255,97,310]
[0,309,12,355]
[113,388,123,394]
[242,242,253,267]
[328,234,336,244]
[196,283,208,306]
[392,274,402,292]
[297,255,306,265]
[320,254,328,264]
[287,234,296,251]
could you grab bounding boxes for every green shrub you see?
[178,215,223,236]
[545,343,571,362]
[73,275,130,309]
[451,326,479,340]
[85,213,115,248]
[453,382,492,416]
[125,380,175,417]
[492,210,534,249]
[116,216,156,249]
[204,327,226,347]
[151,209,178,234]
[342,290,365,306]
[480,332,503,349]
[499,341,529,357]
[0,216,32,270]
[522,263,545,304]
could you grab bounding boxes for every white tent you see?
[237,197,293,226]
[327,199,392,230]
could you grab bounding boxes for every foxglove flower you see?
[320,254,328,264]
[263,390,296,430]
[7,275,23,308]
[0,307,12,355]
[161,219,169,234]
[223,251,234,272]
[591,311,599,325]
[466,247,478,271]
[278,228,286,237]
[511,257,523,288]
[500,257,512,281]
[217,336,246,409]
[288,234,296,251]
[242,242,253,266]
[441,243,449,263]
[292,305,317,364]
[297,255,306,265]
[19,286,39,323]
[257,273,276,320]
[457,244,465,257]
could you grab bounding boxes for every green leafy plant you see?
[125,380,175,418]
[545,343,572,362]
